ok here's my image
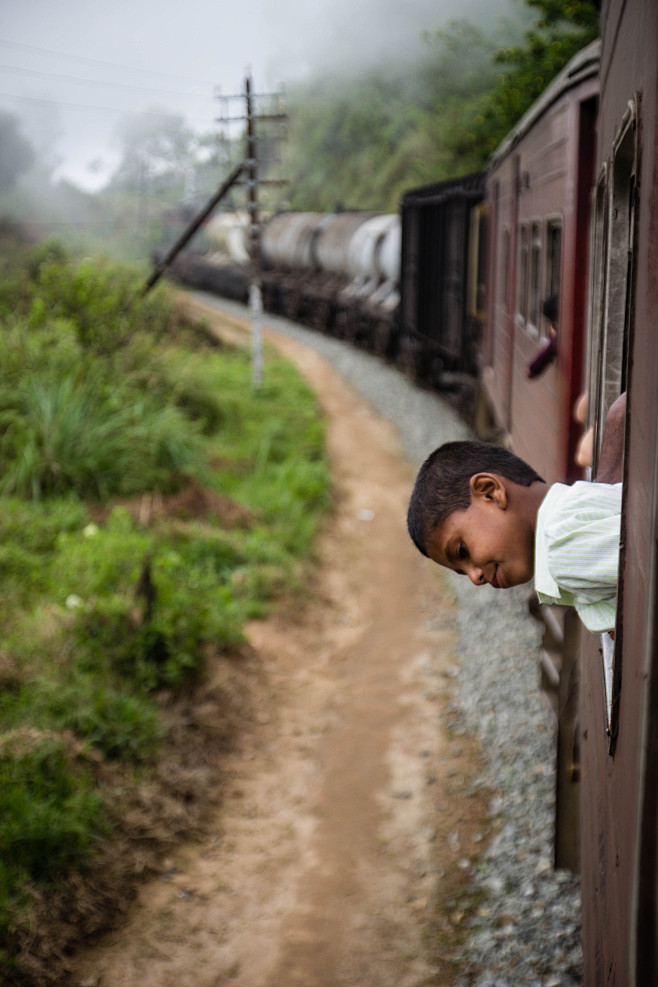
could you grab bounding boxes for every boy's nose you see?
[468,565,487,586]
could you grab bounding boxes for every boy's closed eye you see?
[458,543,468,561]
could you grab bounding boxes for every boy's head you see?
[407,441,545,589]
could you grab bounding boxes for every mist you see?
[0,0,518,192]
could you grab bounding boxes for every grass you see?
[0,237,331,982]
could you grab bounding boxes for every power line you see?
[0,62,212,100]
[0,37,216,87]
[0,89,215,129]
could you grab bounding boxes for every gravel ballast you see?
[194,294,584,986]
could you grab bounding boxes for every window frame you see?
[544,216,563,341]
[585,100,638,750]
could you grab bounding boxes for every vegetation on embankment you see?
[0,229,330,985]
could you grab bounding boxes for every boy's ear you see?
[469,473,508,509]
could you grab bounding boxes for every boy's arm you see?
[597,392,626,484]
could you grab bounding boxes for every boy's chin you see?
[506,572,533,589]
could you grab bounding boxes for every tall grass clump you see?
[0,367,207,500]
[0,734,107,965]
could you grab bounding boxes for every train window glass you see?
[517,224,529,325]
[476,208,488,316]
[467,204,488,319]
[545,220,562,339]
[500,228,510,311]
[528,222,542,336]
[586,171,608,438]
[598,113,635,448]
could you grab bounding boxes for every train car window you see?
[476,208,488,316]
[499,228,510,312]
[528,222,542,336]
[545,220,562,338]
[585,105,637,746]
[517,223,529,325]
[598,112,636,437]
[603,110,636,747]
[585,168,617,738]
[585,169,608,435]
[467,204,489,319]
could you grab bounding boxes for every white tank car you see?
[205,212,251,264]
[261,213,324,269]
[345,214,399,280]
[339,214,400,311]
[311,212,375,274]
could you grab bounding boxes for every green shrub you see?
[0,366,208,500]
[33,681,162,761]
[0,735,105,882]
[72,556,245,692]
[0,734,107,958]
[22,237,70,279]
[0,499,88,629]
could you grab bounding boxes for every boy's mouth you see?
[491,565,505,589]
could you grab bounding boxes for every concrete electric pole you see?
[216,74,288,386]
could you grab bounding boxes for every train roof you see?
[401,171,485,207]
[487,39,601,171]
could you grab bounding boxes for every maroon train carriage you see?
[578,0,658,983]
[480,41,600,487]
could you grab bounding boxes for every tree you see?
[0,112,35,196]
[110,107,198,197]
[465,0,600,156]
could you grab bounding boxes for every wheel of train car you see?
[397,334,421,380]
[333,305,349,339]
[371,317,397,360]
[338,306,360,343]
[283,289,302,321]
[312,298,333,334]
[260,277,278,314]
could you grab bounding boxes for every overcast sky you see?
[0,0,514,190]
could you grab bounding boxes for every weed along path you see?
[72,301,489,987]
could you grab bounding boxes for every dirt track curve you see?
[71,303,488,987]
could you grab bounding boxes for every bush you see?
[0,734,107,964]
[27,681,163,762]
[0,736,105,879]
[68,547,246,692]
[0,365,208,500]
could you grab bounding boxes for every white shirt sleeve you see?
[543,482,622,605]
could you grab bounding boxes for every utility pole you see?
[245,75,263,387]
[216,74,287,387]
[143,73,287,383]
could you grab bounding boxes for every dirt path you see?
[72,308,488,987]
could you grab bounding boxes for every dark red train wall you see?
[481,47,599,485]
[579,1,658,983]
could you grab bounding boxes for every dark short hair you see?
[542,294,559,323]
[407,440,544,557]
